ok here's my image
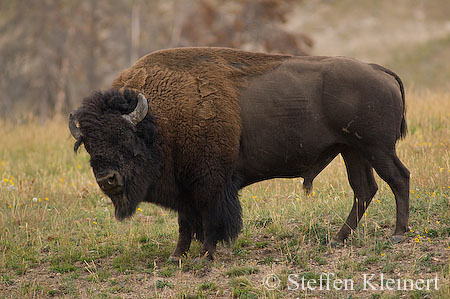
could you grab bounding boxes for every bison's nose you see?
[96,171,123,192]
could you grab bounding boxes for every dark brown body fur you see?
[73,47,410,260]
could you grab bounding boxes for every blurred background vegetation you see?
[0,0,449,121]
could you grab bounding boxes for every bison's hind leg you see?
[365,148,410,243]
[332,147,378,246]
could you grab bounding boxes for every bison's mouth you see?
[105,186,123,196]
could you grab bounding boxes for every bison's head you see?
[69,89,162,220]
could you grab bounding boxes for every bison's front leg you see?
[199,209,220,260]
[169,211,193,262]
[197,180,243,260]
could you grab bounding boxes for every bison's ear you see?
[136,114,158,147]
[122,93,148,125]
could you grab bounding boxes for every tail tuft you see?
[400,114,407,140]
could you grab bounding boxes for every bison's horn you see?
[122,93,148,125]
[68,113,82,140]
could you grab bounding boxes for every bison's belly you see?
[236,128,339,186]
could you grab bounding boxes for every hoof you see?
[390,234,406,244]
[194,252,214,263]
[193,256,212,265]
[168,255,182,263]
[330,239,344,248]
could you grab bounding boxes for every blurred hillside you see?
[288,0,450,92]
[0,0,449,120]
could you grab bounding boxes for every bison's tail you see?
[370,64,407,140]
[396,73,407,140]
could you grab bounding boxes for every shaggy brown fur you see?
[112,47,292,178]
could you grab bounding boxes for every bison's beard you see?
[110,193,136,221]
[111,193,131,221]
[109,182,147,221]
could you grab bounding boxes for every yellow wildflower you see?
[137,208,143,212]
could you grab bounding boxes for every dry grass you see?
[0,91,449,298]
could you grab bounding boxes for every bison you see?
[69,47,410,260]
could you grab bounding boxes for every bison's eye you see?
[107,175,116,185]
